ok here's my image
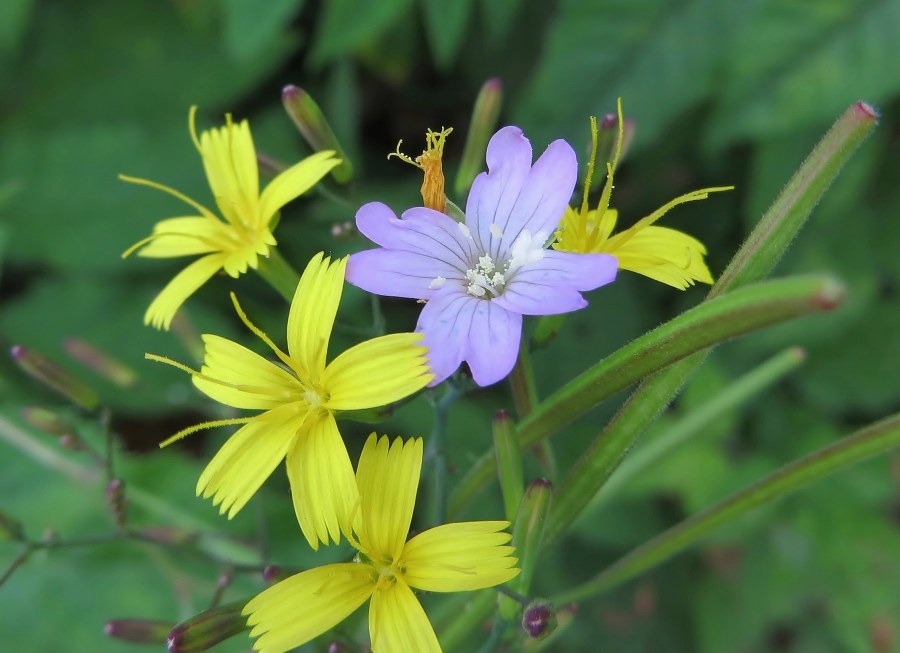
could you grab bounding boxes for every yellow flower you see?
[152,253,433,549]
[553,102,731,289]
[121,107,341,330]
[244,435,519,653]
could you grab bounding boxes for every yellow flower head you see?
[553,101,732,289]
[388,127,453,214]
[244,434,520,653]
[121,107,341,330]
[151,253,433,549]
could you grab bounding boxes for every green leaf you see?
[582,348,804,511]
[422,0,474,70]
[0,123,185,271]
[0,2,298,273]
[1,1,292,129]
[0,417,259,653]
[479,0,523,42]
[222,0,305,61]
[707,0,900,147]
[514,0,743,149]
[449,274,845,518]
[554,412,900,602]
[0,275,239,413]
[0,0,33,54]
[310,0,413,65]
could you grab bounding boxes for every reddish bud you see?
[10,345,99,410]
[522,600,557,639]
[262,565,287,585]
[106,479,127,530]
[105,618,172,644]
[166,600,249,653]
[64,338,137,388]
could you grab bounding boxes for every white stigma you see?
[458,223,473,239]
[429,276,446,289]
[489,223,503,239]
[507,229,546,274]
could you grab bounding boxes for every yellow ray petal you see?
[355,435,421,561]
[135,216,227,258]
[258,150,341,223]
[369,580,441,653]
[198,118,260,227]
[323,333,432,411]
[196,404,305,519]
[286,253,345,376]
[285,413,359,549]
[192,334,302,410]
[144,253,227,330]
[402,521,519,592]
[610,225,714,288]
[245,563,375,653]
[118,174,218,221]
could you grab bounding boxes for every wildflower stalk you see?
[255,247,302,302]
[584,346,805,510]
[449,274,845,516]
[509,345,557,478]
[542,101,878,544]
[438,591,495,651]
[509,343,538,418]
[711,102,879,296]
[426,383,462,527]
[493,411,524,522]
[455,78,503,197]
[553,412,900,602]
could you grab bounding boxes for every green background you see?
[1,0,899,651]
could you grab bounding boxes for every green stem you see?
[438,591,495,652]
[0,415,99,484]
[584,346,806,509]
[475,619,508,653]
[509,343,538,419]
[539,103,877,544]
[426,384,461,527]
[101,407,115,483]
[255,247,302,302]
[0,544,35,588]
[509,345,557,479]
[449,274,844,516]
[554,412,900,603]
[711,102,878,297]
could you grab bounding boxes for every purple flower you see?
[346,126,617,386]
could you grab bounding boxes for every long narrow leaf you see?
[554,412,900,602]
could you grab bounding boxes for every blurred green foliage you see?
[1,0,899,651]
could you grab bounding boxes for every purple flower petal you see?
[465,127,532,258]
[465,300,522,386]
[416,288,523,387]
[520,251,618,291]
[346,249,465,300]
[466,128,577,260]
[492,283,588,316]
[416,289,477,386]
[494,251,617,316]
[355,202,477,270]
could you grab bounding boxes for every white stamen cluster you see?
[465,255,506,297]
[457,227,549,299]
